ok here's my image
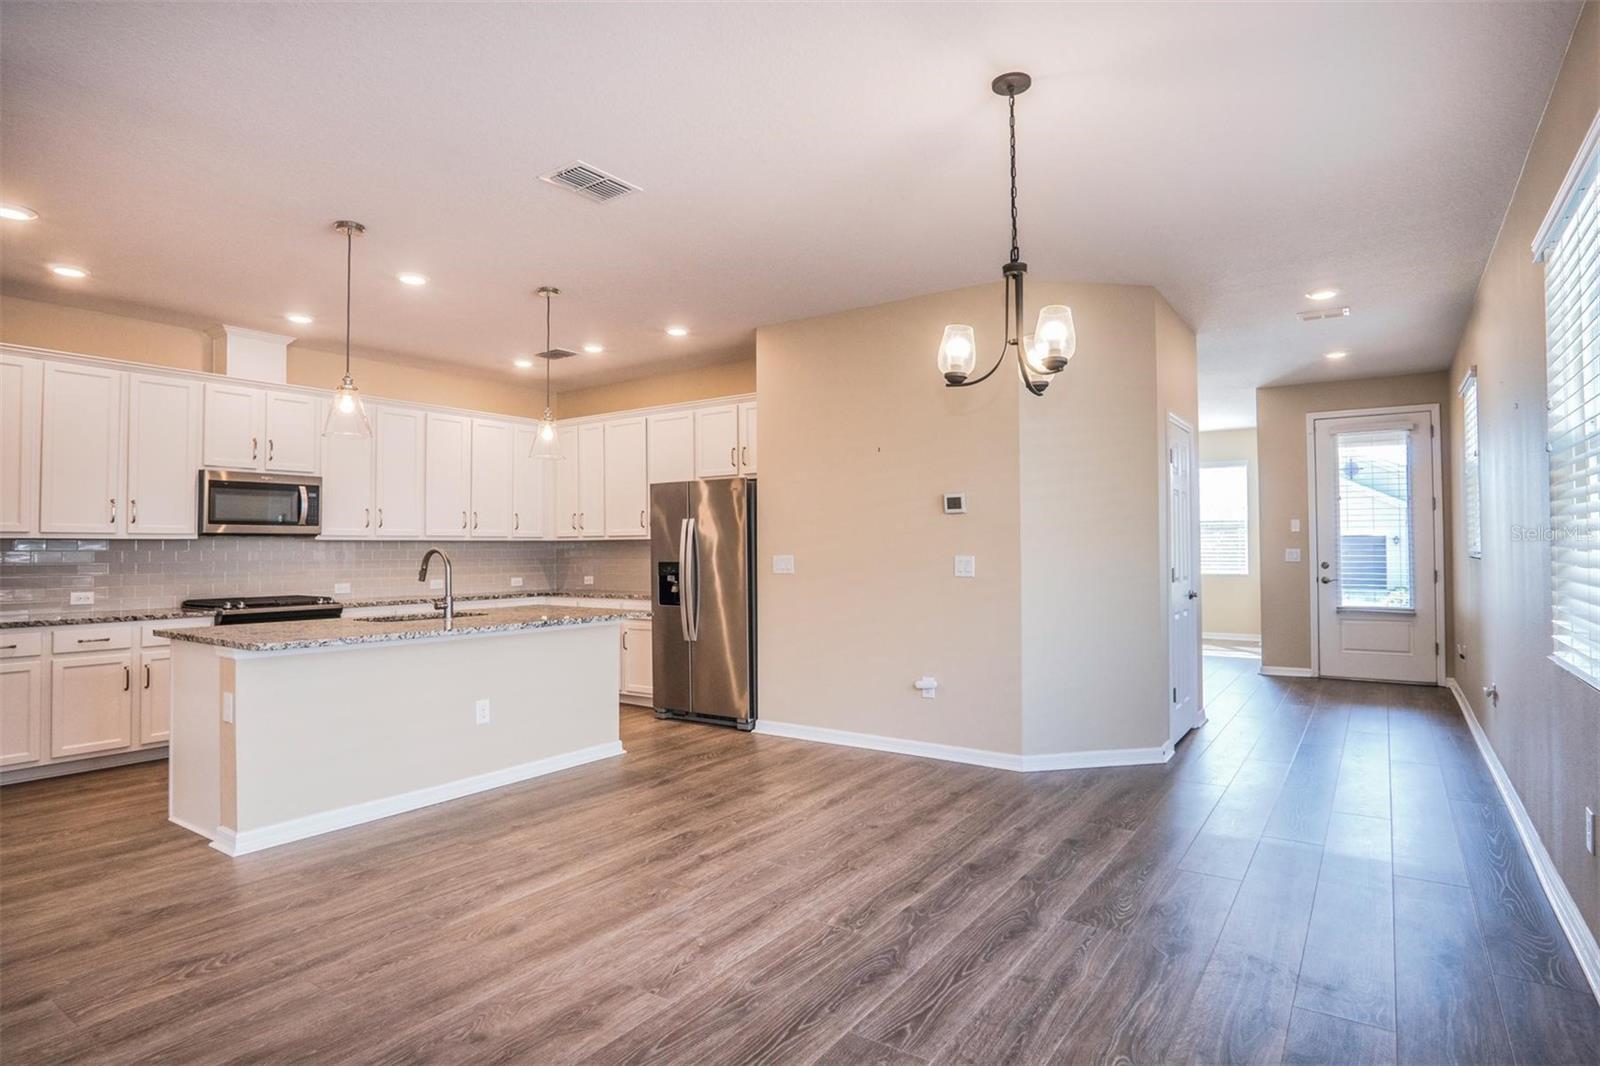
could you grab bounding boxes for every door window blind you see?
[1545,144,1600,687]
[1335,429,1414,610]
[1461,368,1481,559]
[1199,462,1249,575]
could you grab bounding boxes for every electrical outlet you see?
[510,576,524,587]
[69,591,95,606]
[430,578,444,590]
[1456,642,1467,661]
[954,555,976,578]
[333,581,352,595]
[1284,548,1302,563]
[1586,806,1595,856]
[584,575,595,586]
[475,699,491,725]
[772,554,795,574]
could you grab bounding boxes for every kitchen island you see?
[158,604,638,856]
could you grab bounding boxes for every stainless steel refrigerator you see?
[651,478,756,730]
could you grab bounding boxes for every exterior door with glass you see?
[1312,410,1439,683]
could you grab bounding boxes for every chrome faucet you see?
[418,548,454,628]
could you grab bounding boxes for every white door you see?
[126,374,201,537]
[1167,416,1201,742]
[0,354,41,535]
[50,653,133,757]
[604,418,648,537]
[577,422,606,537]
[512,428,549,539]
[0,660,43,766]
[554,432,582,539]
[647,411,695,484]
[695,405,740,478]
[321,430,375,537]
[40,362,125,535]
[264,391,320,473]
[738,402,758,475]
[424,412,472,537]
[470,419,514,537]
[1313,410,1440,683]
[374,406,425,538]
[202,383,264,469]
[138,652,171,745]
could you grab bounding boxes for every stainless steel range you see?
[181,595,343,625]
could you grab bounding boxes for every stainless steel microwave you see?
[199,470,321,535]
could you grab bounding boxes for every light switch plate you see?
[69,591,95,606]
[1284,549,1302,563]
[584,575,595,586]
[510,576,524,587]
[772,554,795,574]
[475,698,491,725]
[1290,518,1302,533]
[954,555,977,578]
[333,581,352,595]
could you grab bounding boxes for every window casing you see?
[1199,461,1249,576]
[1461,368,1481,560]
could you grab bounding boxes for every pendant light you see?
[936,73,1077,397]
[529,286,574,460]
[323,220,373,438]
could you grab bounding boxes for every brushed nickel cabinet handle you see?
[268,438,275,463]
[472,511,479,530]
[130,499,138,525]
[514,512,520,531]
[144,664,151,689]
[251,436,258,461]
[108,498,117,524]
[0,644,18,651]
[640,509,645,528]
[378,508,384,529]
[80,636,111,644]
[461,510,468,529]
[730,445,736,468]
[571,512,577,529]
[123,665,130,692]
[364,507,371,528]
[622,630,629,651]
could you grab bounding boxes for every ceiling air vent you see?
[540,161,640,203]
[1297,306,1351,322]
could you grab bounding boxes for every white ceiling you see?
[0,2,1579,424]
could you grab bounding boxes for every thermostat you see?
[942,492,968,515]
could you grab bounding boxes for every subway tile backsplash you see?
[0,537,650,616]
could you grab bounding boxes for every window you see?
[1199,462,1249,575]
[1540,123,1600,686]
[1334,429,1415,609]
[1461,368,1481,559]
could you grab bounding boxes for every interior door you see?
[1167,417,1200,742]
[1313,411,1439,683]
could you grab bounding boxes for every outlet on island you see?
[510,576,524,588]
[584,575,594,586]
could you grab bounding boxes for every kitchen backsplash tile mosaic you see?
[0,537,650,616]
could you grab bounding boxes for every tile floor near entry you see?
[1,651,1597,1064]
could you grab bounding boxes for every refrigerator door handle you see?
[679,518,693,643]
[686,516,700,642]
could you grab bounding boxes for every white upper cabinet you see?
[320,428,375,538]
[604,418,648,538]
[512,427,550,539]
[554,438,581,539]
[646,410,694,485]
[738,402,757,476]
[0,354,41,535]
[424,412,472,537]
[202,383,264,470]
[126,375,201,537]
[469,419,514,537]
[694,404,740,478]
[40,362,125,535]
[577,422,606,538]
[263,391,320,473]
[373,405,425,538]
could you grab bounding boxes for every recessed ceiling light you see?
[513,358,534,369]
[665,325,689,337]
[397,272,428,287]
[1325,350,1349,360]
[582,343,605,354]
[1305,288,1340,301]
[0,204,38,222]
[285,312,314,325]
[49,264,88,279]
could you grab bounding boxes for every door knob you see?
[1320,576,1334,584]
[1187,590,1198,600]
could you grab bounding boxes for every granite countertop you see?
[0,590,650,630]
[155,604,649,653]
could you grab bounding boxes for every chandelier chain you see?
[1008,90,1020,264]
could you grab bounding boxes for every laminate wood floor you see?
[3,652,1597,1064]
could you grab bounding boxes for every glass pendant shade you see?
[324,374,373,438]
[1032,305,1076,372]
[530,410,562,460]
[1021,335,1053,392]
[938,324,978,384]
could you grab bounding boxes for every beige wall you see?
[1447,2,1598,937]
[1199,428,1261,638]
[556,358,755,419]
[1,293,545,418]
[759,280,1194,758]
[1255,372,1451,673]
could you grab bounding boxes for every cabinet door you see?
[321,429,375,537]
[577,422,606,537]
[40,362,125,534]
[51,652,133,758]
[694,405,739,478]
[554,436,582,539]
[264,391,320,473]
[0,660,43,766]
[469,419,514,537]
[0,354,41,535]
[512,428,550,539]
[126,375,201,537]
[374,406,425,538]
[738,402,758,476]
[604,418,648,537]
[138,652,171,745]
[424,412,472,537]
[621,622,653,698]
[202,383,264,469]
[646,410,694,485]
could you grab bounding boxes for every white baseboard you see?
[208,741,626,857]
[1260,665,1315,678]
[754,720,1172,773]
[167,814,216,842]
[1204,632,1262,642]
[1445,677,1600,1006]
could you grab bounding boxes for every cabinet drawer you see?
[0,631,44,658]
[141,618,212,647]
[52,625,134,654]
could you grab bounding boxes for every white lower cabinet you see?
[621,620,653,701]
[50,651,134,758]
[0,659,43,766]
[138,651,171,745]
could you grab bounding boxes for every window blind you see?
[1335,429,1414,610]
[1461,368,1481,559]
[1546,147,1600,687]
[1199,462,1249,575]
